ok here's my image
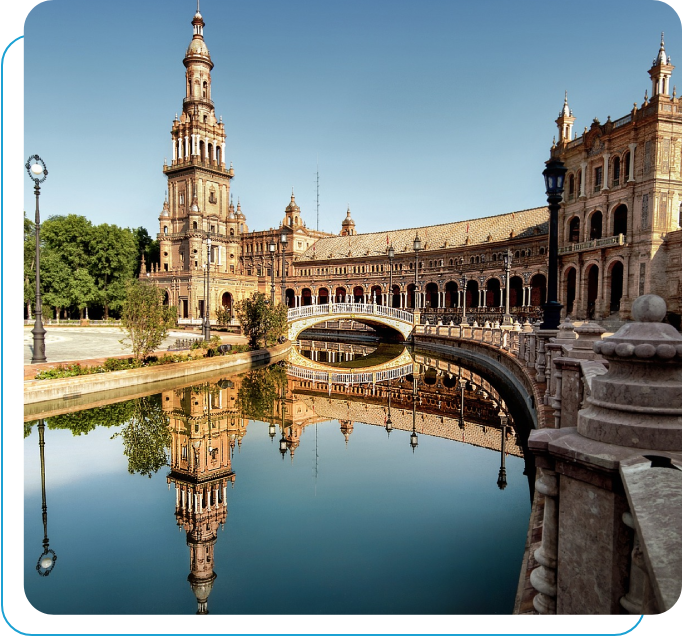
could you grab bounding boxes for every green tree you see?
[90,224,138,318]
[41,249,72,321]
[234,292,288,349]
[237,364,287,422]
[133,227,159,277]
[120,279,177,361]
[112,395,171,478]
[24,214,36,319]
[42,214,93,271]
[70,268,98,319]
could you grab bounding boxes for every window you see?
[612,157,621,186]
[594,166,603,192]
[179,193,185,205]
[210,225,215,233]
[163,226,168,234]
[193,221,198,230]
[209,190,216,204]
[230,228,234,236]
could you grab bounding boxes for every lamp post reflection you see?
[410,373,419,451]
[458,378,467,430]
[385,379,393,437]
[36,420,57,577]
[497,411,508,490]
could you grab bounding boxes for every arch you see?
[301,288,313,306]
[335,286,347,303]
[199,140,205,160]
[208,143,213,164]
[163,225,168,234]
[285,288,296,308]
[318,288,329,305]
[202,80,208,98]
[564,267,577,315]
[485,278,501,308]
[353,286,365,303]
[370,285,383,304]
[586,264,600,319]
[193,221,198,230]
[162,290,170,306]
[509,276,524,308]
[568,216,580,243]
[589,210,603,240]
[425,282,439,308]
[608,260,624,314]
[444,280,458,308]
[221,292,233,315]
[229,228,235,236]
[466,279,479,308]
[613,204,627,236]
[530,273,546,307]
[216,146,222,166]
[391,284,401,308]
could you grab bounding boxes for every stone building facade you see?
[146,9,682,329]
[553,34,682,323]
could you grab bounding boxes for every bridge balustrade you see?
[287,302,414,324]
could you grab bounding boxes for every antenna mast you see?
[316,161,320,232]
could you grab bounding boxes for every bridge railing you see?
[415,322,521,355]
[287,362,413,385]
[287,302,414,324]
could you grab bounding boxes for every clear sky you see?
[21,0,682,236]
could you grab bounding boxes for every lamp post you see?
[458,378,467,429]
[387,244,395,308]
[26,155,48,364]
[460,273,468,324]
[36,420,57,576]
[385,380,393,437]
[413,233,422,310]
[503,250,513,325]
[410,373,419,450]
[497,411,509,490]
[280,231,288,306]
[203,237,212,341]
[268,239,277,304]
[541,158,567,330]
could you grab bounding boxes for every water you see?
[24,344,532,615]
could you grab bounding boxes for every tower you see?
[555,92,575,145]
[340,207,356,236]
[649,32,674,100]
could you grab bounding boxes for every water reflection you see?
[25,346,530,615]
[35,420,57,576]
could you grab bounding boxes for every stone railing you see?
[415,321,522,355]
[287,302,415,325]
[558,233,625,255]
[526,296,682,614]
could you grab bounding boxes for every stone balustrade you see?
[412,295,682,614]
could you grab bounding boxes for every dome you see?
[285,192,300,213]
[186,38,210,58]
[342,208,355,226]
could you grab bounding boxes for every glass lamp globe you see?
[31,163,44,176]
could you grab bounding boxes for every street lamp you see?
[26,155,48,364]
[36,420,57,576]
[541,158,567,330]
[203,237,212,341]
[387,244,395,308]
[497,411,509,490]
[385,380,393,437]
[503,250,513,325]
[410,373,419,451]
[413,233,422,310]
[268,239,277,304]
[458,378,467,429]
[280,231,288,306]
[460,273,468,324]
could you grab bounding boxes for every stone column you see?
[579,162,587,197]
[628,143,637,182]
[602,152,610,190]
[530,463,560,614]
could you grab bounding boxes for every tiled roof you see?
[298,207,549,262]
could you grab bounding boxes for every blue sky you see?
[21,0,682,235]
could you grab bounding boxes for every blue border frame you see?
[0,27,644,636]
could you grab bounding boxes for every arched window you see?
[202,81,208,98]
[590,211,603,240]
[624,151,631,181]
[612,156,621,186]
[163,226,168,234]
[193,221,198,230]
[569,217,580,242]
[613,205,627,236]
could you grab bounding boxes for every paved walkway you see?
[23,326,247,378]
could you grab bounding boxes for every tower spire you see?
[649,31,674,99]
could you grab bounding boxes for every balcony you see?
[559,233,625,255]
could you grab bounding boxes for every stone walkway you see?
[23,326,247,379]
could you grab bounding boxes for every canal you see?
[24,338,532,615]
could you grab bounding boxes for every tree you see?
[40,249,71,322]
[90,224,138,318]
[111,395,171,478]
[70,268,98,319]
[133,227,159,278]
[234,292,288,350]
[237,364,287,422]
[120,279,177,361]
[24,213,36,319]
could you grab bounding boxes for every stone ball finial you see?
[631,294,667,322]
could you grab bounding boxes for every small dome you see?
[236,200,246,219]
[342,208,355,226]
[655,32,669,66]
[285,192,300,213]
[187,38,210,57]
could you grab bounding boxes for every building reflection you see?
[163,381,243,614]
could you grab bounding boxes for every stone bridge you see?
[287,303,417,341]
